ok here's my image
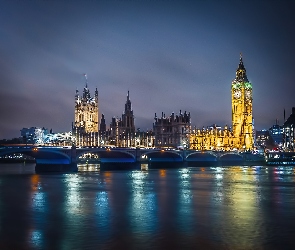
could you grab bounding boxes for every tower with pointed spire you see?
[189,54,254,151]
[231,53,254,150]
[122,91,135,134]
[108,91,135,147]
[73,74,99,146]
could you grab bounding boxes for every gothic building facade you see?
[97,91,155,147]
[153,111,191,148]
[103,91,136,147]
[190,55,254,151]
[72,75,99,146]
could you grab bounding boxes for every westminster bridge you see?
[0,145,266,172]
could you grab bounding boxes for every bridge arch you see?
[0,147,71,164]
[219,153,243,162]
[186,151,218,162]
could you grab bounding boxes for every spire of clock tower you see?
[236,53,248,82]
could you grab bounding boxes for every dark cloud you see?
[0,0,295,139]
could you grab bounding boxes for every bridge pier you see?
[35,145,78,173]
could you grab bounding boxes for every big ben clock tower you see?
[231,54,254,150]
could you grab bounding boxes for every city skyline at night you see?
[1,1,295,139]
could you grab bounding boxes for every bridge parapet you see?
[0,147,244,162]
[0,146,265,171]
[186,150,245,157]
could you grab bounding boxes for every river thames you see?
[0,163,294,250]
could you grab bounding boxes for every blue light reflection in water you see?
[62,174,84,249]
[95,191,109,221]
[29,175,46,249]
[129,170,158,245]
[30,230,43,248]
[212,167,224,204]
[95,190,111,243]
[0,163,295,249]
[177,168,193,234]
[31,175,46,213]
[64,174,82,215]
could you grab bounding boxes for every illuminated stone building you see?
[134,130,155,148]
[190,55,254,151]
[231,54,254,149]
[190,125,235,151]
[153,111,191,148]
[73,75,99,146]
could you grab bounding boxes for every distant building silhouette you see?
[283,107,295,150]
[269,123,283,147]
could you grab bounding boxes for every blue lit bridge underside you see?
[0,147,77,172]
[0,146,265,172]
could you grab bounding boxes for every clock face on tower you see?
[234,90,241,99]
[245,90,251,99]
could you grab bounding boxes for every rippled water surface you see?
[0,163,295,249]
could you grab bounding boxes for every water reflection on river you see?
[0,163,295,249]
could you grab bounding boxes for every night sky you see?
[1,0,295,139]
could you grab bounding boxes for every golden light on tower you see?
[231,53,254,150]
[190,55,254,151]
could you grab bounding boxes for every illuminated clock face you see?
[245,90,252,99]
[234,90,241,99]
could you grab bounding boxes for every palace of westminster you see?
[72,55,256,151]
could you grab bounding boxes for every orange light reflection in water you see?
[160,169,166,177]
[104,171,112,183]
[31,175,39,191]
